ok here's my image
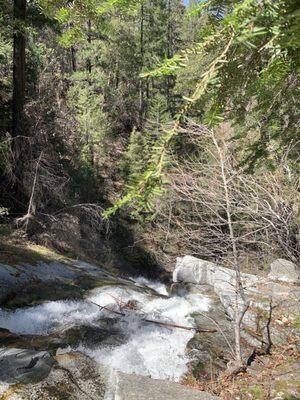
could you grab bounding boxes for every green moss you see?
[77,277,119,290]
[4,283,84,309]
[194,361,206,372]
[0,240,68,266]
[0,223,79,267]
[275,380,288,391]
[247,385,265,399]
[0,223,12,237]
[293,315,300,329]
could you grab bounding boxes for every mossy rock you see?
[3,283,84,309]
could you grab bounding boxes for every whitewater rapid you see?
[0,277,210,381]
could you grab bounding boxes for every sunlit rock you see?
[268,258,300,284]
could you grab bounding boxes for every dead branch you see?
[196,311,235,359]
[88,300,217,334]
[16,151,43,232]
[147,123,299,262]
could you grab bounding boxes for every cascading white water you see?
[0,277,210,381]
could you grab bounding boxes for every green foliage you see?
[1,0,297,238]
[0,138,11,179]
[38,0,140,48]
[294,315,300,329]
[114,95,172,219]
[0,38,12,123]
[141,54,187,78]
[120,127,150,181]
[26,39,53,89]
[106,0,300,217]
[115,127,164,219]
[67,72,109,166]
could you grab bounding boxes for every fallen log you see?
[89,300,217,334]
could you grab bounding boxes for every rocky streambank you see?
[173,256,300,348]
[173,256,300,398]
[0,251,299,399]
[0,349,219,400]
[0,256,218,400]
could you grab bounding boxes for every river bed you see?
[0,276,211,381]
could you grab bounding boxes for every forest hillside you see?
[0,0,299,399]
[0,0,299,270]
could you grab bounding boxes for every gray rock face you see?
[172,255,300,348]
[173,256,259,320]
[173,256,215,285]
[0,348,55,384]
[268,258,300,284]
[0,351,219,400]
[173,256,259,289]
[114,371,219,400]
[0,260,117,307]
[1,351,109,400]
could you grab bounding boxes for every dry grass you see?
[181,316,300,400]
[0,223,74,266]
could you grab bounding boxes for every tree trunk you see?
[86,19,92,75]
[138,2,145,130]
[9,0,28,214]
[166,0,173,113]
[71,46,77,72]
[85,20,94,165]
[212,131,249,370]
[12,0,26,137]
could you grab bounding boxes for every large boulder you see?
[0,351,110,400]
[0,348,55,384]
[173,255,258,297]
[173,256,216,285]
[0,351,219,400]
[173,255,300,349]
[268,259,300,284]
[0,260,115,307]
[114,371,219,400]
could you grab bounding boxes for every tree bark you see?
[212,131,249,369]
[86,19,92,75]
[71,46,77,72]
[12,0,26,137]
[138,2,145,130]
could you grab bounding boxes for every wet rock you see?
[184,284,234,377]
[0,260,121,308]
[0,351,218,400]
[268,259,300,284]
[0,348,55,384]
[0,327,68,353]
[61,324,126,349]
[0,328,29,348]
[114,371,219,400]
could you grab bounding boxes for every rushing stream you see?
[0,276,211,381]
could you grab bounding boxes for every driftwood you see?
[89,300,217,334]
[16,151,43,232]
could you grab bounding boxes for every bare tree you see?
[211,130,249,372]
[148,124,299,265]
[19,151,43,232]
[144,122,299,370]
